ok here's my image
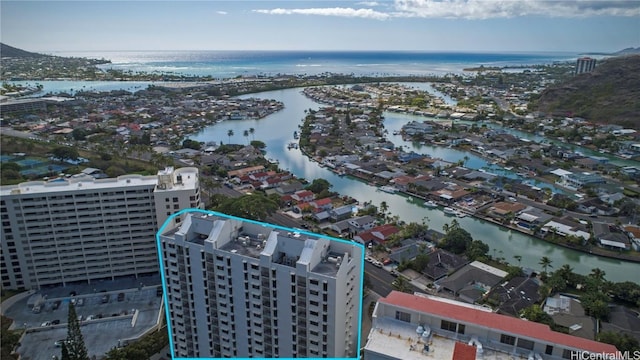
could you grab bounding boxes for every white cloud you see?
[393,0,640,19]
[252,7,390,20]
[216,11,228,15]
[253,1,639,21]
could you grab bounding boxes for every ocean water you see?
[50,50,579,78]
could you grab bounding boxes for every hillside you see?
[0,43,48,58]
[535,54,640,129]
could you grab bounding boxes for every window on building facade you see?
[500,334,516,346]
[545,345,553,355]
[440,320,457,332]
[395,311,411,323]
[517,338,534,350]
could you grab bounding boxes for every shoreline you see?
[317,155,640,265]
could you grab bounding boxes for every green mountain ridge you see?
[535,54,640,129]
[0,43,49,58]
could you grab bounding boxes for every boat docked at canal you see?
[443,207,457,216]
[423,200,438,208]
[378,185,398,194]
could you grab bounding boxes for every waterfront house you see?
[593,222,631,250]
[515,207,553,231]
[354,224,399,247]
[486,201,527,222]
[422,249,467,281]
[291,189,315,203]
[348,215,376,232]
[329,205,354,222]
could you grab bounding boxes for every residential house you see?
[437,261,507,304]
[291,190,315,203]
[421,249,467,281]
[487,276,541,317]
[592,222,631,250]
[329,205,354,222]
[348,215,376,232]
[543,295,595,340]
[354,224,399,246]
[486,201,527,222]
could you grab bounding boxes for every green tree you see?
[65,303,88,360]
[520,305,553,326]
[213,194,278,221]
[539,256,553,274]
[52,147,79,161]
[250,140,266,149]
[306,178,332,194]
[249,127,255,140]
[243,129,250,144]
[182,139,201,150]
[513,255,522,266]
[439,228,472,254]
[597,331,640,353]
[465,240,489,261]
[227,129,234,144]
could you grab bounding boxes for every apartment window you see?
[500,334,516,346]
[395,311,410,323]
[517,338,534,350]
[440,320,457,332]
[562,349,573,359]
[545,345,553,355]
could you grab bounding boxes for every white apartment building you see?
[365,291,619,360]
[159,211,363,358]
[0,167,200,290]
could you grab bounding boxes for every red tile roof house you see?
[309,197,333,211]
[291,190,315,203]
[353,224,399,246]
[364,291,620,360]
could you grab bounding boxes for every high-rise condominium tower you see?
[159,211,363,358]
[0,167,200,290]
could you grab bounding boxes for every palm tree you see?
[589,268,606,282]
[513,255,522,266]
[243,129,249,144]
[227,129,234,144]
[539,256,553,273]
[379,201,389,221]
[249,127,255,140]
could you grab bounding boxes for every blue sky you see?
[1,1,638,53]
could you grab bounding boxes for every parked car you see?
[51,319,60,325]
[41,321,51,327]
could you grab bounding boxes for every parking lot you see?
[4,276,164,360]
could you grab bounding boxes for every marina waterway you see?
[191,87,639,283]
[10,80,638,282]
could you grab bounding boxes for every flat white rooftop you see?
[365,316,517,360]
[1,167,199,196]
